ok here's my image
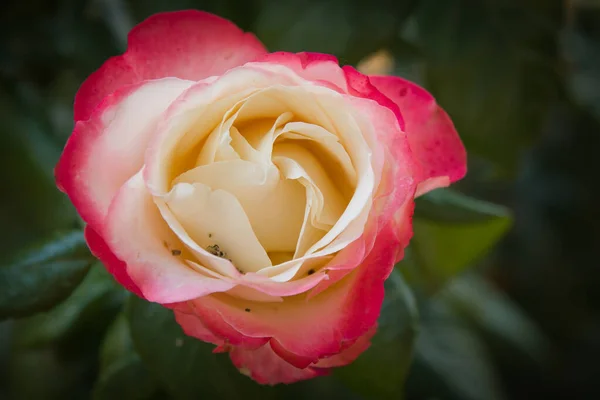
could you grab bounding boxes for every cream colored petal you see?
[214,130,241,162]
[145,86,256,195]
[229,126,263,163]
[197,91,293,166]
[273,157,326,233]
[273,142,345,228]
[176,159,270,188]
[174,160,305,255]
[195,111,238,166]
[225,285,284,303]
[236,111,293,161]
[164,182,272,273]
[155,199,240,277]
[299,89,377,255]
[255,88,380,281]
[145,65,305,195]
[277,121,357,189]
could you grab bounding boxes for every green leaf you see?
[93,313,160,400]
[14,263,127,348]
[407,189,512,291]
[415,188,512,224]
[333,270,418,399]
[0,230,95,320]
[406,300,506,400]
[127,296,362,399]
[127,296,279,400]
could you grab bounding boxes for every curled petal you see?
[369,75,467,195]
[313,325,376,368]
[227,325,377,385]
[342,66,405,131]
[102,172,235,303]
[174,307,225,347]
[229,342,327,385]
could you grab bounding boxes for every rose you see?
[55,10,466,385]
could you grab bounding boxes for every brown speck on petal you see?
[171,249,182,256]
[245,308,251,312]
[207,244,228,259]
[307,269,315,275]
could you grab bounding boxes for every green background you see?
[1,0,599,399]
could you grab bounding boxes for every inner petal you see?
[273,142,346,228]
[235,113,293,159]
[277,121,357,195]
[164,182,272,273]
[214,129,241,162]
[174,160,306,256]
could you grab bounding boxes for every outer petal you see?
[56,78,194,232]
[342,66,405,131]
[85,225,143,298]
[101,172,235,303]
[227,322,377,385]
[313,325,376,368]
[74,10,267,121]
[369,75,467,195]
[174,308,225,347]
[185,216,412,365]
[229,342,327,385]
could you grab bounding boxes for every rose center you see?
[162,87,357,275]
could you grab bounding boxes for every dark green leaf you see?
[14,263,127,348]
[127,296,278,400]
[406,300,506,400]
[415,188,512,224]
[0,230,95,320]
[334,270,418,399]
[408,189,512,291]
[93,313,160,400]
[127,296,363,399]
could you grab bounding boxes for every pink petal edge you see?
[368,75,467,194]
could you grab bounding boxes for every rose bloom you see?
[56,11,466,384]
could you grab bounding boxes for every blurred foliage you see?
[0,230,95,319]
[1,0,599,399]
